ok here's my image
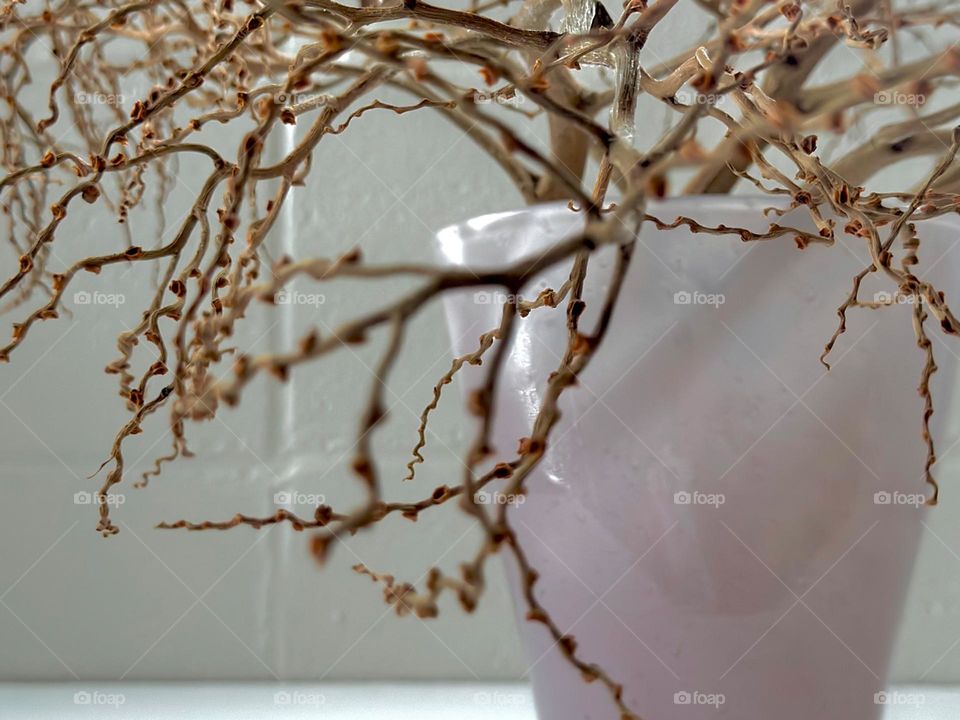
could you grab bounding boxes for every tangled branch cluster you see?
[2,0,960,715]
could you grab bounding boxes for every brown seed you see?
[298,330,319,354]
[726,31,746,52]
[267,362,288,381]
[81,185,100,204]
[375,33,399,56]
[528,75,550,93]
[342,247,363,264]
[343,328,366,344]
[351,455,372,478]
[646,174,668,198]
[233,355,250,379]
[129,100,146,121]
[407,58,428,82]
[581,667,600,683]
[518,437,543,455]
[572,332,592,354]
[480,65,500,85]
[321,29,342,52]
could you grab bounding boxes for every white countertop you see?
[0,683,955,718]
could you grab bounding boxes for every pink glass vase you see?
[435,197,960,719]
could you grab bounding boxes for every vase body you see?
[434,198,960,720]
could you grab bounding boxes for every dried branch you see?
[3,0,960,716]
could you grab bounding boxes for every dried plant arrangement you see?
[2,0,960,716]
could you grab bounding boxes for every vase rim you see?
[436,194,788,241]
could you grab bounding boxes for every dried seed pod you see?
[781,3,801,20]
[479,66,500,85]
[375,32,399,56]
[298,330,319,354]
[517,437,543,456]
[81,185,100,204]
[646,173,668,198]
[321,29,342,52]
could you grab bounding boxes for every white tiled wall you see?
[3,4,960,686]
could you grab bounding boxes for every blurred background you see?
[2,1,960,715]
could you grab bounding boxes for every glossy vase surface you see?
[435,198,960,719]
